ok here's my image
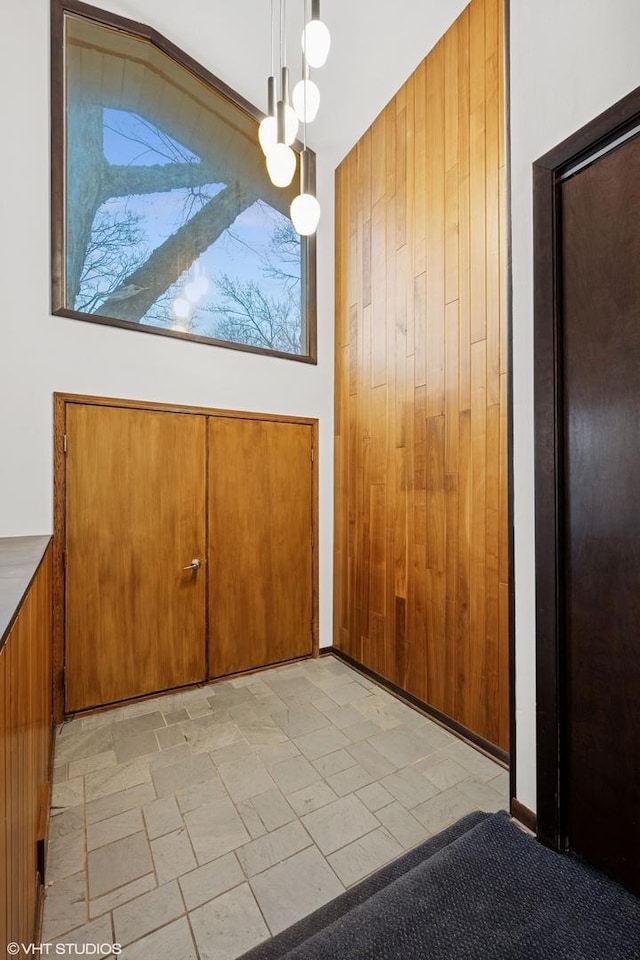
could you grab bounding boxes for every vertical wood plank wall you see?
[0,546,53,949]
[334,0,508,749]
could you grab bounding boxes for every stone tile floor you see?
[43,655,508,959]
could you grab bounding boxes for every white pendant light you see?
[261,0,325,204]
[301,0,330,69]
[259,75,277,155]
[292,61,320,123]
[259,116,278,156]
[291,191,320,236]
[291,148,320,236]
[267,142,296,188]
[291,9,320,235]
[267,96,297,186]
[266,35,297,189]
[292,79,320,123]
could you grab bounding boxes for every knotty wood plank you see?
[385,164,399,676]
[499,160,509,377]
[444,469,460,719]
[394,246,409,449]
[396,106,407,249]
[349,306,359,398]
[370,384,387,490]
[499,580,510,748]
[469,339,488,735]
[413,59,427,287]
[456,409,472,723]
[394,447,409,602]
[371,113,386,206]
[358,128,372,223]
[458,7,472,413]
[445,300,461,475]
[444,20,460,174]
[334,167,345,354]
[426,416,446,712]
[385,101,397,212]
[408,559,428,702]
[414,271,427,388]
[426,415,446,574]
[426,40,446,420]
[485,0,501,407]
[369,482,387,677]
[485,401,501,744]
[499,372,509,586]
[469,0,487,345]
[371,199,387,388]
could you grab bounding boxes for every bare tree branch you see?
[105,162,224,199]
[209,272,302,354]
[75,209,147,312]
[98,184,258,322]
[225,205,302,296]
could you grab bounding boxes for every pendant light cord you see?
[280,0,286,69]
[302,0,308,151]
[270,0,274,76]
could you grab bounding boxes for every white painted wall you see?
[0,0,333,647]
[0,0,461,651]
[510,0,640,809]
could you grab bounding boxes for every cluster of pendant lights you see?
[258,0,330,236]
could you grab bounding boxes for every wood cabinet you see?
[60,398,317,714]
[0,538,53,952]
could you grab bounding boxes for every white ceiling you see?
[149,0,469,169]
[308,0,469,166]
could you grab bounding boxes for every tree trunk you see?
[66,99,107,305]
[99,184,258,323]
[105,162,225,198]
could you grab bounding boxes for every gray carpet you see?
[241,811,640,960]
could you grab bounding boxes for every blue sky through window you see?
[103,108,201,166]
[74,108,302,353]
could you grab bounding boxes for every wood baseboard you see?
[511,797,537,833]
[321,647,509,767]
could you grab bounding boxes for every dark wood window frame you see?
[533,84,640,850]
[50,0,318,364]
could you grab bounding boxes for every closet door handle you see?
[183,558,201,571]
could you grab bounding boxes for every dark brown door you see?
[561,134,640,892]
[65,403,207,711]
[208,417,314,677]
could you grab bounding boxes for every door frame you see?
[53,392,320,723]
[533,85,640,850]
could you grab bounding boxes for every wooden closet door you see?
[208,417,313,677]
[65,404,207,712]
